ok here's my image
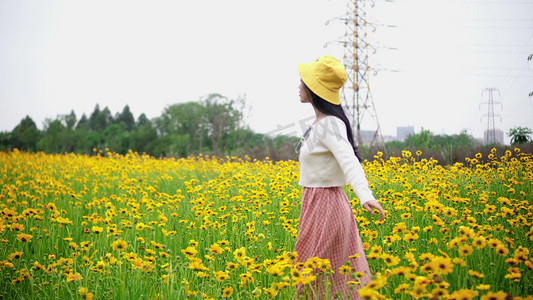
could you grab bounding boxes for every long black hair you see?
[303,82,361,161]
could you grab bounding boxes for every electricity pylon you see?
[480,88,502,145]
[330,0,385,149]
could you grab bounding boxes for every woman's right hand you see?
[363,200,385,222]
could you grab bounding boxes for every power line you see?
[468,75,533,78]
[455,18,533,22]
[463,50,533,54]
[501,31,533,98]
[458,26,533,29]
[460,1,533,5]
[470,67,531,70]
[460,44,533,47]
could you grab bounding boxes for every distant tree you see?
[203,93,244,155]
[131,114,158,155]
[12,116,40,151]
[63,110,77,130]
[89,105,113,131]
[61,111,78,152]
[88,131,104,152]
[38,118,65,153]
[0,131,13,150]
[98,107,114,131]
[155,102,207,155]
[115,105,135,131]
[89,104,101,131]
[76,113,89,130]
[73,127,90,153]
[103,123,129,154]
[405,128,432,149]
[137,113,150,127]
[508,126,532,144]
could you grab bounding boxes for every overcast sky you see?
[1,0,532,144]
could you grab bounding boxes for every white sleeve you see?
[318,118,376,207]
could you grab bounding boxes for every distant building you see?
[356,130,378,145]
[396,126,415,141]
[484,129,504,145]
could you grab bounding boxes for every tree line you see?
[365,127,532,165]
[1,93,531,164]
[0,94,300,161]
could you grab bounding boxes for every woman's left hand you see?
[363,200,385,222]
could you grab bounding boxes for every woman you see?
[294,55,385,299]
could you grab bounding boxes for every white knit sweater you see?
[298,116,376,207]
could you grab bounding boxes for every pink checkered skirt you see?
[294,187,372,299]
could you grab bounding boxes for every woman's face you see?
[299,80,311,103]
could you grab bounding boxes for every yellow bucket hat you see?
[297,55,347,105]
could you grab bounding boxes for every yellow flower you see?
[468,270,485,278]
[181,246,197,258]
[135,223,146,231]
[380,253,400,267]
[472,236,486,249]
[188,259,208,271]
[391,266,411,276]
[9,223,24,231]
[448,288,478,300]
[226,262,238,271]
[66,272,83,282]
[8,251,23,260]
[480,291,508,300]
[359,286,385,300]
[111,239,129,251]
[394,283,410,294]
[233,247,246,260]
[431,287,449,298]
[423,256,453,275]
[78,287,94,300]
[524,260,533,270]
[91,226,103,234]
[495,245,509,257]
[401,213,411,219]
[366,275,387,290]
[2,261,15,268]
[251,287,262,297]
[458,244,474,257]
[239,272,254,286]
[263,287,279,298]
[476,284,491,290]
[213,270,230,282]
[362,242,371,251]
[222,287,233,298]
[209,243,224,255]
[265,264,284,276]
[78,287,89,295]
[339,265,353,275]
[16,233,33,242]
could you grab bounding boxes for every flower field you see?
[0,148,532,299]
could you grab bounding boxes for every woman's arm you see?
[319,117,385,220]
